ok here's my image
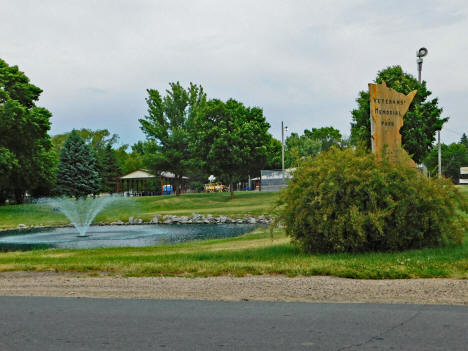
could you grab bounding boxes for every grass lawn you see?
[0,192,279,230]
[0,228,467,279]
[457,185,468,197]
[0,188,466,279]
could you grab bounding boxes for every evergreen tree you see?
[99,144,121,193]
[56,131,101,198]
[460,133,468,149]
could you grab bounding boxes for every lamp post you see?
[281,121,288,181]
[417,47,441,178]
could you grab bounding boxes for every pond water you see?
[0,224,261,251]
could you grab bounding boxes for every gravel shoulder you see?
[0,271,466,305]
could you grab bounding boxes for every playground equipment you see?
[204,182,228,192]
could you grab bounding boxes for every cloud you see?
[1,0,466,146]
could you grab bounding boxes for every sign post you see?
[369,81,417,164]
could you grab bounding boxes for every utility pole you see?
[417,47,441,177]
[281,121,288,184]
[281,121,285,173]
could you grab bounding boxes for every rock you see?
[111,220,124,225]
[192,213,202,221]
[128,216,134,224]
[248,217,256,224]
[17,224,27,228]
[150,215,159,224]
[136,218,143,224]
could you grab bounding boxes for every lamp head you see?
[417,47,428,58]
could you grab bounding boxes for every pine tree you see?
[460,133,468,149]
[56,130,101,198]
[99,144,121,193]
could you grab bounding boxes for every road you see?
[0,297,466,350]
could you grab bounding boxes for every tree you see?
[285,132,321,168]
[191,99,271,198]
[52,129,121,193]
[139,82,206,195]
[424,143,468,184]
[0,58,56,203]
[350,66,447,163]
[460,133,468,149]
[304,126,342,151]
[264,135,282,169]
[99,144,121,193]
[56,130,101,198]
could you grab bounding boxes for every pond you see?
[0,224,262,251]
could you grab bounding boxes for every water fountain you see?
[41,196,117,237]
[0,196,261,251]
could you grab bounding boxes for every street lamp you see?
[281,121,288,179]
[416,47,428,83]
[416,47,441,178]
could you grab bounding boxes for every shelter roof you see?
[120,169,155,180]
[120,169,189,180]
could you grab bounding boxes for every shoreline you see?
[0,214,274,232]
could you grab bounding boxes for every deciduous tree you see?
[285,132,321,168]
[351,66,447,163]
[191,99,271,198]
[139,82,206,195]
[424,143,468,184]
[304,126,342,151]
[0,58,56,203]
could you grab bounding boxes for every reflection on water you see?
[0,224,262,251]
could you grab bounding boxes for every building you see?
[117,169,189,195]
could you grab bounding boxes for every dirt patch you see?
[0,271,466,305]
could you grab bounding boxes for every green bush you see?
[277,147,468,253]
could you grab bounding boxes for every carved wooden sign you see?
[369,81,417,163]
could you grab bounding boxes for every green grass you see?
[0,189,466,279]
[0,228,466,279]
[457,185,468,197]
[0,192,279,229]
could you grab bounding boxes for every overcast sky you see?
[1,0,467,147]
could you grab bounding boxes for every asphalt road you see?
[0,297,466,350]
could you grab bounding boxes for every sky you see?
[1,0,467,147]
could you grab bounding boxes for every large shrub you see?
[278,147,467,253]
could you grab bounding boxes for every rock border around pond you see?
[2,214,273,232]
[112,214,273,226]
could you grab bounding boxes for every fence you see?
[260,169,294,192]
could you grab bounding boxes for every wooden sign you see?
[369,81,417,164]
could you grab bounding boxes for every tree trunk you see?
[229,176,234,199]
[174,177,181,196]
[0,191,7,205]
[14,189,25,204]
